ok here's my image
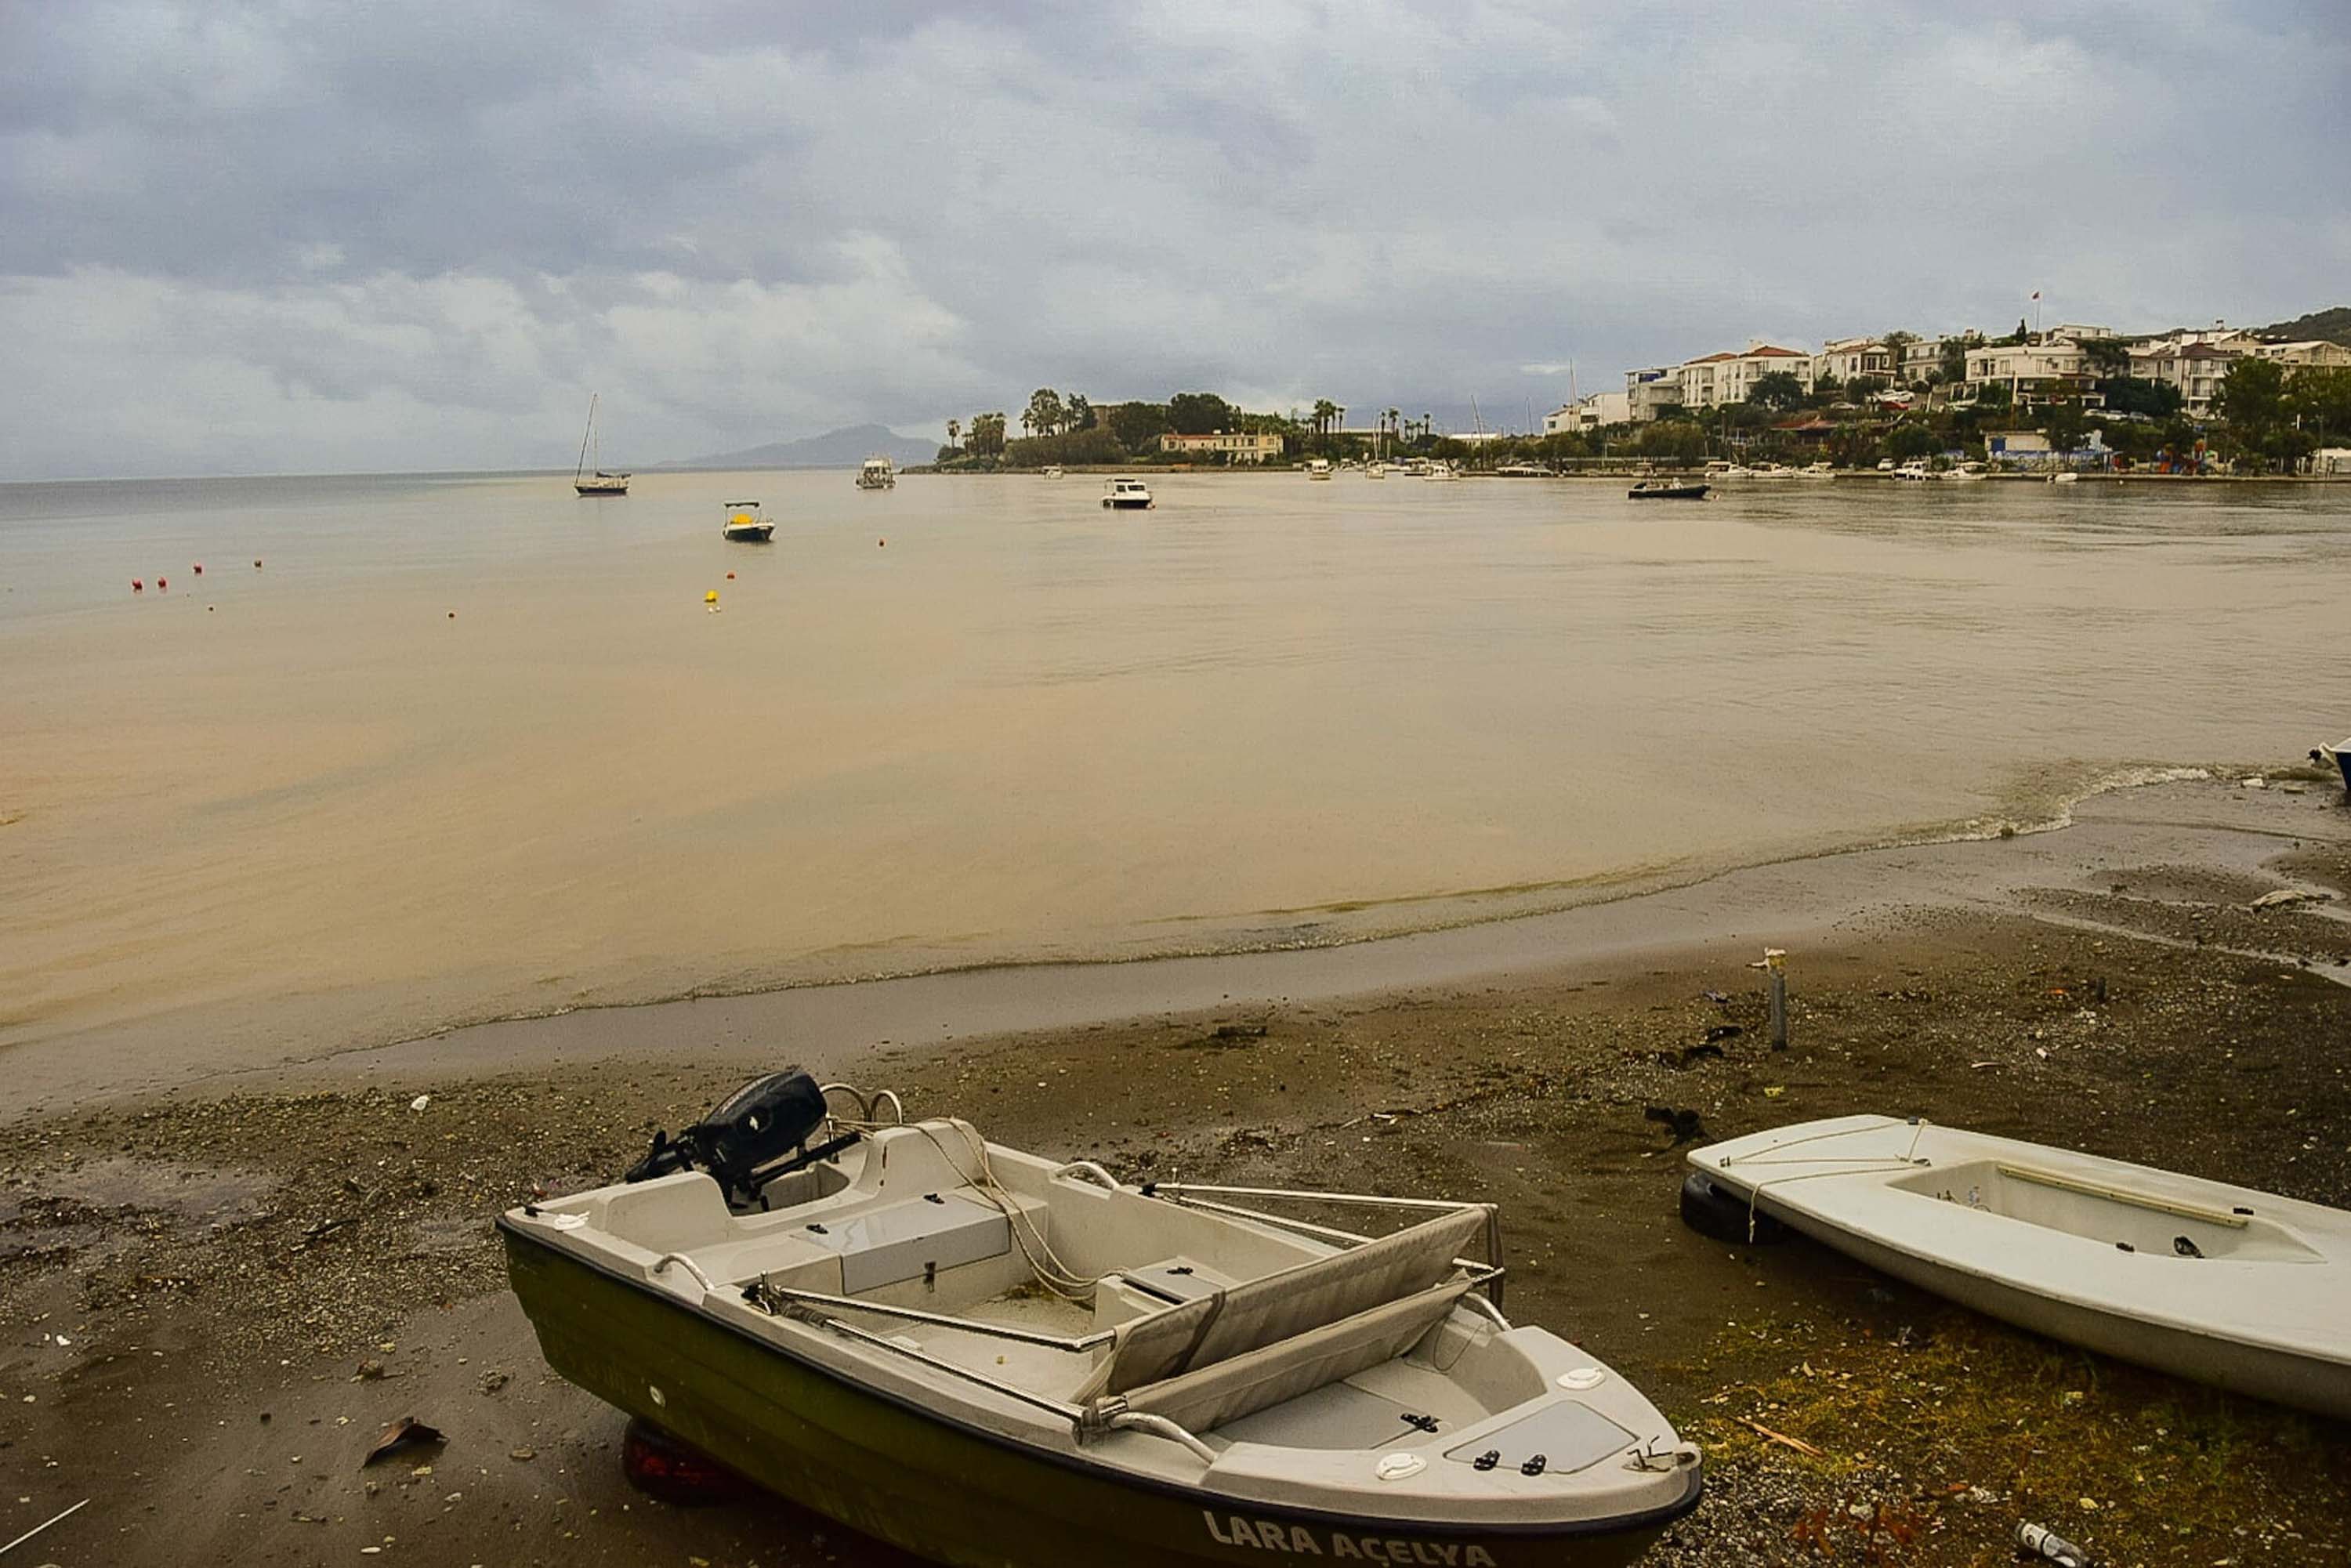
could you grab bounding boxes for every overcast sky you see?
[4,2,2346,479]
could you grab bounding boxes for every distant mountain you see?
[659,423,936,471]
[2255,306,2351,346]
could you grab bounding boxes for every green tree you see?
[1065,393,1092,431]
[2288,365,2351,443]
[1023,388,1065,439]
[1939,336,1972,386]
[1167,392,1235,435]
[1748,371,1806,411]
[2078,338,2132,377]
[1884,423,1940,461]
[2041,402,2088,455]
[969,411,1007,456]
[946,418,961,452]
[1107,402,1169,452]
[1847,375,1888,401]
[2099,377,2183,418]
[1310,399,1338,436]
[2215,356,2284,427]
[1974,381,2013,411]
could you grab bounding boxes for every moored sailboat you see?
[573,394,632,496]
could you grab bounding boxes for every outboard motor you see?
[625,1068,837,1208]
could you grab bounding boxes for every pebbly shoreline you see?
[2,777,2347,1565]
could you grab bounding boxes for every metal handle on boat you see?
[650,1253,717,1294]
[1103,1411,1219,1465]
[818,1084,907,1125]
[1049,1161,1123,1192]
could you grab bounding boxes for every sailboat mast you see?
[576,394,598,482]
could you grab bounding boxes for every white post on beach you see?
[1765,948,1788,1051]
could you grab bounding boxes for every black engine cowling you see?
[625,1068,834,1206]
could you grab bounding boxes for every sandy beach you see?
[4,774,2347,1566]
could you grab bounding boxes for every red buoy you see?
[878,538,886,548]
[157,577,167,589]
[726,571,735,580]
[132,579,143,592]
[193,563,203,574]
[254,559,263,569]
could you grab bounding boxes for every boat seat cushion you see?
[1078,1205,1488,1400]
[1114,1280,1472,1436]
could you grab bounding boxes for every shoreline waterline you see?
[8,774,2342,1121]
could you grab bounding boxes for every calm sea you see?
[3,469,2345,1064]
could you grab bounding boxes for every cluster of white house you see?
[1543,324,2351,433]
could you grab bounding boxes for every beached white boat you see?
[503,1073,1701,1568]
[1041,465,1066,479]
[857,457,897,491]
[1103,478,1154,510]
[1685,1115,2351,1419]
[573,393,632,496]
[1366,462,1387,480]
[1306,458,1334,481]
[722,500,775,541]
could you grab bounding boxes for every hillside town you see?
[933,310,2351,477]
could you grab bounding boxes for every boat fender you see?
[1679,1171,1789,1245]
[2172,1235,2204,1258]
[1520,1454,1546,1476]
[1471,1450,1500,1472]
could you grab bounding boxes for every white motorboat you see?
[1797,462,1835,478]
[1684,1115,2351,1419]
[1889,462,1933,482]
[857,457,897,490]
[1041,465,1066,479]
[1103,478,1154,510]
[1366,462,1387,480]
[722,500,775,541]
[1940,462,1989,482]
[503,1072,1701,1568]
[1306,458,1334,481]
[1422,462,1458,482]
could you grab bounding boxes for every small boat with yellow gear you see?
[723,501,775,542]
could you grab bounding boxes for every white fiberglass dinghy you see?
[504,1071,1700,1567]
[1685,1115,2351,1419]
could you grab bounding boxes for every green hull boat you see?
[502,1075,1701,1566]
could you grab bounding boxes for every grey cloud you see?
[2,1,2346,477]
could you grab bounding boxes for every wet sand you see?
[3,777,2349,1566]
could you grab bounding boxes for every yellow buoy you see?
[705,589,719,603]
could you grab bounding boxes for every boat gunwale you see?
[498,1211,1704,1539]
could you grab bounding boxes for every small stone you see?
[507,1447,535,1462]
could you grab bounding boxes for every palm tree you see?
[1310,399,1338,437]
[947,418,962,452]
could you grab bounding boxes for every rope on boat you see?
[823,1104,1111,1302]
[1716,1117,1933,1244]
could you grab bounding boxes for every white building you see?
[2252,339,2351,370]
[2128,340,2241,417]
[1623,366,1684,422]
[1675,342,1814,410]
[1965,338,2104,407]
[1812,337,1896,389]
[1543,390,1632,433]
